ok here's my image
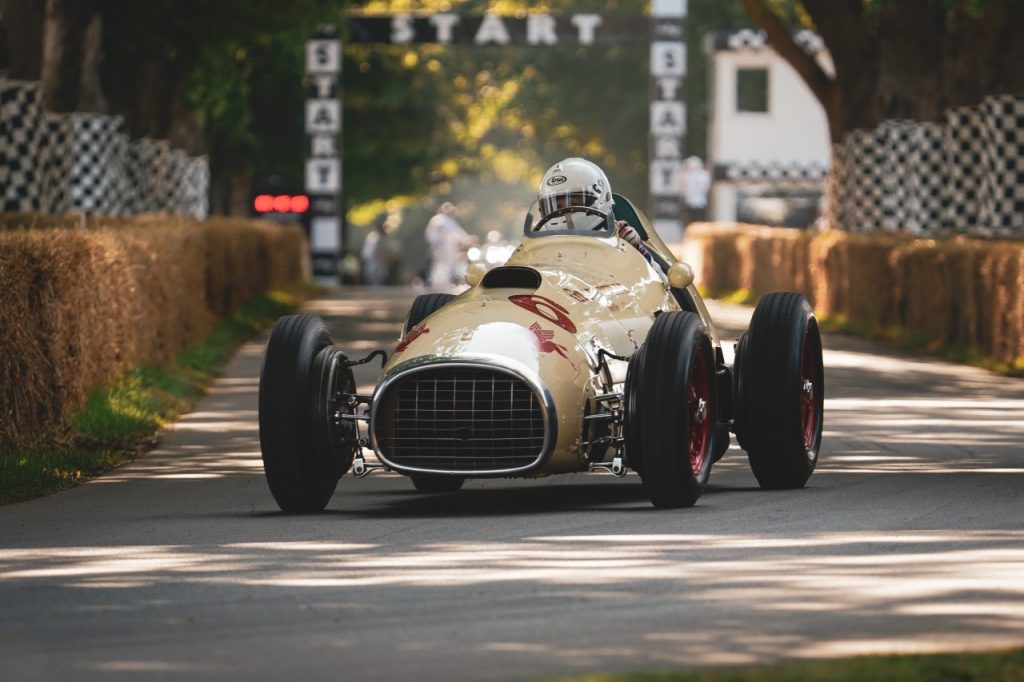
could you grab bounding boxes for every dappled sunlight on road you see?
[1,528,1022,666]
[3,293,1024,680]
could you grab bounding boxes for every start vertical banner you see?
[649,0,687,242]
[305,30,343,285]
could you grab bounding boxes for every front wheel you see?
[625,312,717,508]
[735,292,824,489]
[259,315,346,512]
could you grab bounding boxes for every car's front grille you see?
[374,366,547,472]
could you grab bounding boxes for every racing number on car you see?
[508,294,577,333]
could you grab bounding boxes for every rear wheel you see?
[410,474,465,493]
[404,293,455,334]
[625,312,717,508]
[259,315,346,512]
[735,292,824,489]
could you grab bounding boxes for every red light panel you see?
[254,194,274,213]
[272,195,291,213]
[290,195,310,213]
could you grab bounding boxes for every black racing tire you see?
[736,292,824,490]
[410,474,466,493]
[732,332,750,452]
[259,315,340,512]
[625,311,717,509]
[404,293,455,334]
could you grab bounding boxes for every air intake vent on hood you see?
[481,266,541,289]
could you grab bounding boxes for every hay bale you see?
[684,223,1023,369]
[0,217,307,453]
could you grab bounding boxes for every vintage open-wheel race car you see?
[257,194,824,511]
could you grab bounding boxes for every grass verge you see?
[542,647,1024,682]
[0,285,314,505]
[706,288,1024,378]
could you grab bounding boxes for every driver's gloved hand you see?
[615,220,651,261]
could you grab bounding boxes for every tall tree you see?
[0,0,45,80]
[42,0,95,112]
[742,0,1024,141]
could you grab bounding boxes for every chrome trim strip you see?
[369,355,557,477]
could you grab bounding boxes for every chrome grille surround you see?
[370,358,556,476]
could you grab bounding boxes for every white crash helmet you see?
[538,158,614,219]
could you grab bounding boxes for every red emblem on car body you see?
[395,325,429,353]
[529,322,569,360]
[509,294,577,333]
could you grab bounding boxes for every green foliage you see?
[0,287,310,505]
[343,0,765,247]
[98,0,342,187]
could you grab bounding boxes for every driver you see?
[538,157,650,261]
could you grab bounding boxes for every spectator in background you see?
[360,218,391,286]
[360,215,399,284]
[424,201,475,291]
[681,156,711,226]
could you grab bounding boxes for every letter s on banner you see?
[391,14,414,43]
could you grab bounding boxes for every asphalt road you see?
[2,288,1023,681]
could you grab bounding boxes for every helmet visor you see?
[540,190,599,217]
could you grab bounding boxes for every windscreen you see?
[523,200,614,237]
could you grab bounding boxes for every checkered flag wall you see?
[836,128,888,232]
[40,113,73,213]
[829,95,1023,237]
[979,95,1024,236]
[1,76,210,218]
[878,121,947,234]
[944,106,986,234]
[0,80,45,212]
[68,113,128,214]
[914,122,948,232]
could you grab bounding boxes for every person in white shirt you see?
[424,202,475,291]
[681,156,711,225]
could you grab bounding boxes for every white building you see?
[705,29,832,226]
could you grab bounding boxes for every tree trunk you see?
[77,13,107,112]
[0,0,45,80]
[41,0,95,112]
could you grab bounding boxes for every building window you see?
[737,68,769,113]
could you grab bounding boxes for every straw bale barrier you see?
[681,223,1024,367]
[0,216,307,452]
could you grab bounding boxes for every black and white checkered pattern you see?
[944,106,987,234]
[714,160,827,183]
[915,122,947,232]
[705,29,825,55]
[69,113,129,214]
[832,97,1023,236]
[164,148,188,214]
[837,128,888,232]
[1,79,45,212]
[881,121,917,232]
[2,76,209,218]
[878,121,946,234]
[125,138,164,213]
[39,113,72,213]
[978,95,1024,236]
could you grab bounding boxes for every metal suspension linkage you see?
[332,349,389,478]
[584,391,628,477]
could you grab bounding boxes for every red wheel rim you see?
[800,325,823,452]
[688,344,712,477]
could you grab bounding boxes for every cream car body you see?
[368,196,722,477]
